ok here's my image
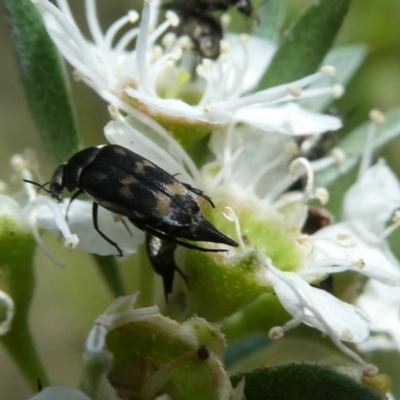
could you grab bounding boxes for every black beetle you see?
[25,144,238,299]
[165,0,253,59]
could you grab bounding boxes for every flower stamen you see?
[222,206,245,250]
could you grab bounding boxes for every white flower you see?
[299,113,400,355]
[37,0,342,134]
[3,149,139,261]
[22,108,370,366]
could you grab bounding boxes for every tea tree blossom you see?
[4,0,400,397]
[36,0,342,137]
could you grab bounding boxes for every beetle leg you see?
[92,202,124,257]
[121,218,133,237]
[146,233,189,302]
[182,183,215,208]
[65,189,85,221]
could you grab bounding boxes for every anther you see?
[171,47,183,61]
[269,326,284,340]
[369,109,385,124]
[341,328,354,341]
[287,85,302,97]
[220,13,230,27]
[285,141,300,156]
[203,104,212,112]
[128,10,139,23]
[108,104,119,118]
[177,35,191,49]
[220,40,231,53]
[196,65,207,78]
[63,234,79,251]
[363,364,379,378]
[73,70,84,81]
[352,259,365,269]
[10,154,25,172]
[162,32,176,47]
[333,84,345,99]
[151,46,163,61]
[320,65,336,76]
[166,11,179,27]
[315,187,329,205]
[331,147,346,164]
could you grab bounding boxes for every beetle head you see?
[49,163,66,201]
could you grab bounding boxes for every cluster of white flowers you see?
[7,0,399,379]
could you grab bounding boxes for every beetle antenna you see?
[23,179,52,194]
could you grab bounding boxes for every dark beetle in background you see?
[165,0,253,59]
[26,144,238,300]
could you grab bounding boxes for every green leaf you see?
[231,364,387,400]
[315,108,400,188]
[300,44,367,112]
[253,0,285,42]
[256,0,352,90]
[4,0,81,165]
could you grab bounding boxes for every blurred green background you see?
[0,0,399,398]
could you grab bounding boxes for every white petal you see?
[343,161,400,233]
[313,222,400,285]
[234,103,342,135]
[208,126,293,196]
[36,199,143,256]
[125,87,232,123]
[357,280,400,351]
[225,34,276,95]
[0,195,29,231]
[266,267,369,343]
